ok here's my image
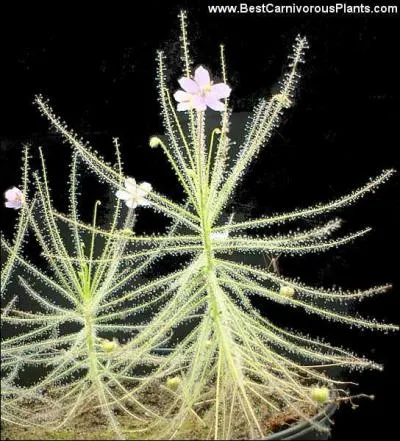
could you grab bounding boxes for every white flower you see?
[174,66,231,112]
[4,186,24,209]
[115,177,152,209]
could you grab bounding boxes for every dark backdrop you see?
[1,1,399,439]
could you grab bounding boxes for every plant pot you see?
[265,401,337,440]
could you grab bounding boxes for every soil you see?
[1,384,323,440]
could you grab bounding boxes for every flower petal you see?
[194,66,211,88]
[137,197,151,207]
[174,90,191,103]
[177,101,193,112]
[178,78,200,94]
[204,94,225,111]
[116,190,131,200]
[5,201,22,209]
[5,187,22,201]
[192,95,207,111]
[137,187,150,199]
[125,177,137,193]
[211,83,231,99]
[125,199,138,209]
[139,182,152,193]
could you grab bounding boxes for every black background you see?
[1,1,399,439]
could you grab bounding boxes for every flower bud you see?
[279,285,295,298]
[100,338,119,353]
[310,387,330,403]
[166,376,181,390]
[149,136,162,148]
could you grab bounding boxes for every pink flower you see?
[173,66,231,112]
[116,178,152,209]
[4,187,24,210]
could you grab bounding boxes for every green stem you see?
[84,302,123,438]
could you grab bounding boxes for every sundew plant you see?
[1,143,193,438]
[2,10,398,441]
